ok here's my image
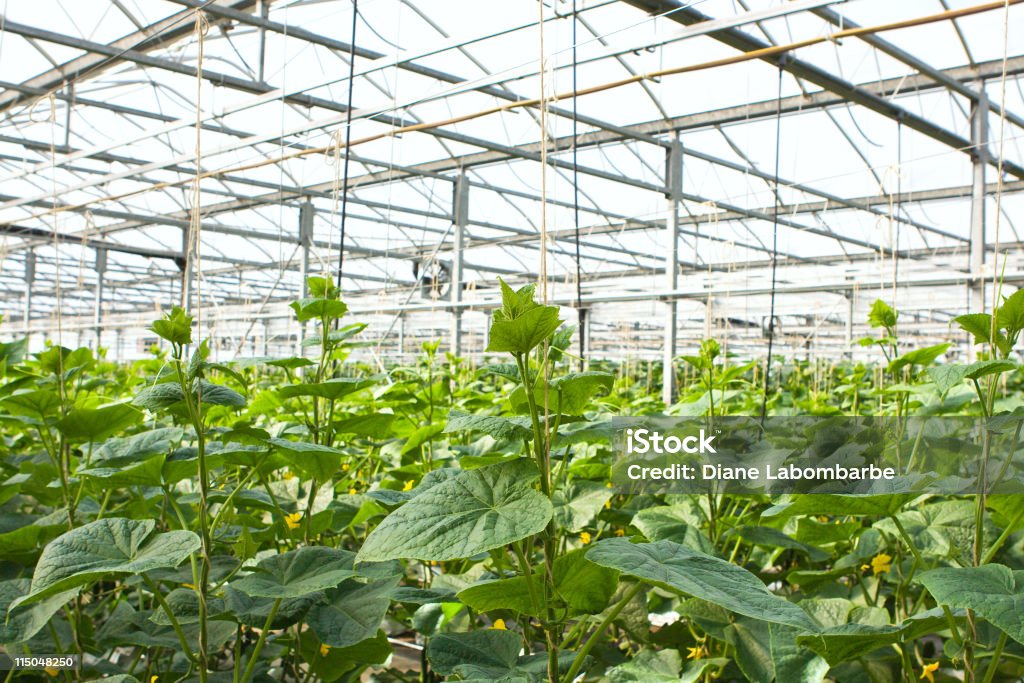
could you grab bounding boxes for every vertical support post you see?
[663,135,682,406]
[262,319,270,356]
[298,200,314,353]
[23,251,35,334]
[845,293,854,359]
[968,84,989,361]
[180,226,192,312]
[94,248,107,350]
[579,309,591,368]
[969,83,989,313]
[257,0,268,83]
[450,171,469,357]
[398,315,406,360]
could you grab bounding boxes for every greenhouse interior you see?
[2,0,1024,681]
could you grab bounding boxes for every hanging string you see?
[761,63,783,422]
[335,0,359,291]
[569,0,585,370]
[893,119,902,336]
[989,0,1011,338]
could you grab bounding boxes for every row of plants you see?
[0,278,1023,682]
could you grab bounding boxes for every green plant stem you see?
[980,631,1008,683]
[143,576,196,672]
[562,582,644,683]
[240,598,282,683]
[981,506,1024,564]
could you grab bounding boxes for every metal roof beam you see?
[621,0,1024,179]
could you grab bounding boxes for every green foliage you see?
[0,287,1022,682]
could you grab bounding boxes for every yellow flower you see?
[341,462,350,472]
[403,480,414,492]
[614,529,625,537]
[870,552,892,576]
[491,618,507,630]
[920,661,939,683]
[604,500,611,509]
[284,512,302,530]
[45,667,59,677]
[817,515,828,523]
[283,470,295,480]
[151,677,158,683]
[580,531,592,545]
[686,645,705,660]
[348,488,357,495]
[606,481,613,488]
[319,643,331,657]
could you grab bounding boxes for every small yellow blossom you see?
[606,481,613,488]
[920,661,939,683]
[283,470,295,480]
[580,531,592,545]
[614,529,625,537]
[491,618,507,630]
[870,552,892,576]
[604,500,611,509]
[45,667,59,677]
[151,676,158,683]
[341,462,350,471]
[319,643,331,657]
[403,480,414,492]
[284,512,302,530]
[686,645,705,660]
[860,563,870,572]
[817,515,828,523]
[349,488,357,495]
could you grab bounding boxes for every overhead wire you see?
[760,63,783,422]
[335,0,360,291]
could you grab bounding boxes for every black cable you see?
[761,63,783,422]
[572,0,585,369]
[336,0,359,290]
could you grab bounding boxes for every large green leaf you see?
[94,427,184,465]
[963,359,1017,380]
[586,539,817,631]
[232,546,356,598]
[356,459,552,562]
[427,629,577,682]
[888,343,949,374]
[57,402,142,442]
[290,297,348,323]
[278,376,380,401]
[487,305,563,355]
[552,480,612,532]
[997,288,1024,336]
[0,579,78,643]
[919,564,1024,644]
[458,548,617,616]
[868,299,897,330]
[268,437,343,481]
[444,409,533,441]
[548,371,614,414]
[762,494,912,519]
[195,380,246,407]
[132,382,185,411]
[307,577,398,648]
[955,313,1011,355]
[927,364,969,395]
[13,518,199,608]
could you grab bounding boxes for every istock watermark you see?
[607,416,1024,495]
